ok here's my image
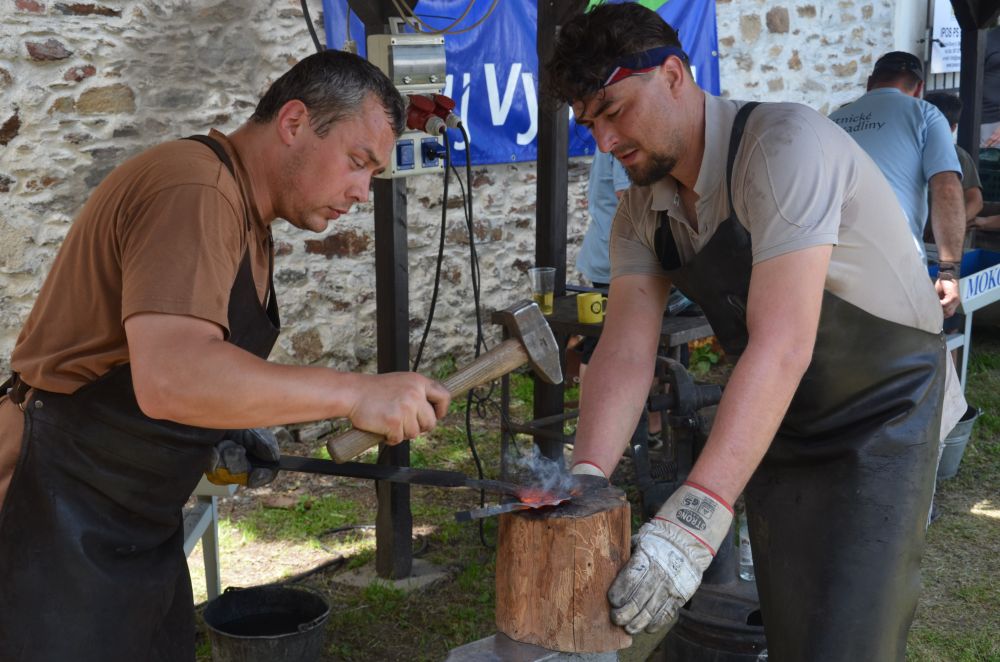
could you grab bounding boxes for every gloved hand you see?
[205,428,281,488]
[608,481,733,634]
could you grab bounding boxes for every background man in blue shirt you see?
[578,151,632,286]
[829,51,965,317]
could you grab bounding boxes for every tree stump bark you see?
[495,483,632,653]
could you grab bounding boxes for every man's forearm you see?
[686,337,810,504]
[135,336,363,428]
[573,346,657,476]
[963,187,984,222]
[572,274,670,476]
[930,172,967,262]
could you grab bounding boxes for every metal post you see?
[373,176,413,579]
[532,0,579,461]
[957,27,985,154]
[201,495,222,600]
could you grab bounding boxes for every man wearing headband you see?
[545,4,962,660]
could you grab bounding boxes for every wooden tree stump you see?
[495,483,632,653]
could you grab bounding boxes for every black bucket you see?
[202,585,330,662]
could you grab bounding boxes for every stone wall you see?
[715,1,896,113]
[0,0,897,377]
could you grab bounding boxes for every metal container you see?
[202,585,330,662]
[661,581,768,662]
[938,405,980,480]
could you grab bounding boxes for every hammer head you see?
[496,301,563,385]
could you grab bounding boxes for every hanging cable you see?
[436,0,501,35]
[300,0,325,53]
[389,0,499,35]
[389,0,474,33]
[446,129,498,548]
[412,139,452,372]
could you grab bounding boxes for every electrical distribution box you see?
[368,25,447,178]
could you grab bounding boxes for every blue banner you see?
[322,0,719,165]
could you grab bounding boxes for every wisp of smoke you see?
[507,445,576,495]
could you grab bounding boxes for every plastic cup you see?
[528,267,556,315]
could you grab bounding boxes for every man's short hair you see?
[870,51,924,89]
[544,3,685,105]
[924,91,963,126]
[251,50,405,138]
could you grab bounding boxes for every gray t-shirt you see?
[610,93,944,335]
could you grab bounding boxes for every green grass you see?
[907,325,1000,662]
[195,330,1000,661]
[228,494,361,544]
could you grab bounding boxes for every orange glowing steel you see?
[516,488,553,504]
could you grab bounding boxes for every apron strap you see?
[184,134,236,178]
[725,101,760,216]
[656,101,762,271]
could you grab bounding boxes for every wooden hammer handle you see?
[326,339,530,463]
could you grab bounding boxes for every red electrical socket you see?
[406,94,437,132]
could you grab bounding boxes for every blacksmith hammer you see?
[326,300,562,462]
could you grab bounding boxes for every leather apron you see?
[655,103,945,661]
[0,135,280,662]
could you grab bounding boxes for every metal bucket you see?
[202,585,330,662]
[661,582,768,662]
[938,406,980,481]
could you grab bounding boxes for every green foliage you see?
[509,371,534,406]
[689,342,721,377]
[432,354,458,381]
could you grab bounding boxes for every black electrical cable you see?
[447,127,498,549]
[300,0,325,53]
[412,140,451,372]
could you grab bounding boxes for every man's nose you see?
[349,176,369,204]
[593,123,618,154]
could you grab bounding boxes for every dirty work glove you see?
[205,428,281,488]
[608,481,733,634]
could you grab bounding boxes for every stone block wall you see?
[0,1,896,377]
[716,1,896,114]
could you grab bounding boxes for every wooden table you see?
[541,293,714,348]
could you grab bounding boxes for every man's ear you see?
[660,55,686,92]
[275,100,309,146]
[866,75,874,92]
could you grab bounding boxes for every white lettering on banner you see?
[517,72,537,145]
[485,63,521,125]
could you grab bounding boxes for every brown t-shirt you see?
[11,129,271,393]
[1,130,271,506]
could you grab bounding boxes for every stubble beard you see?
[625,150,677,187]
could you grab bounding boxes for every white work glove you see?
[608,481,733,634]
